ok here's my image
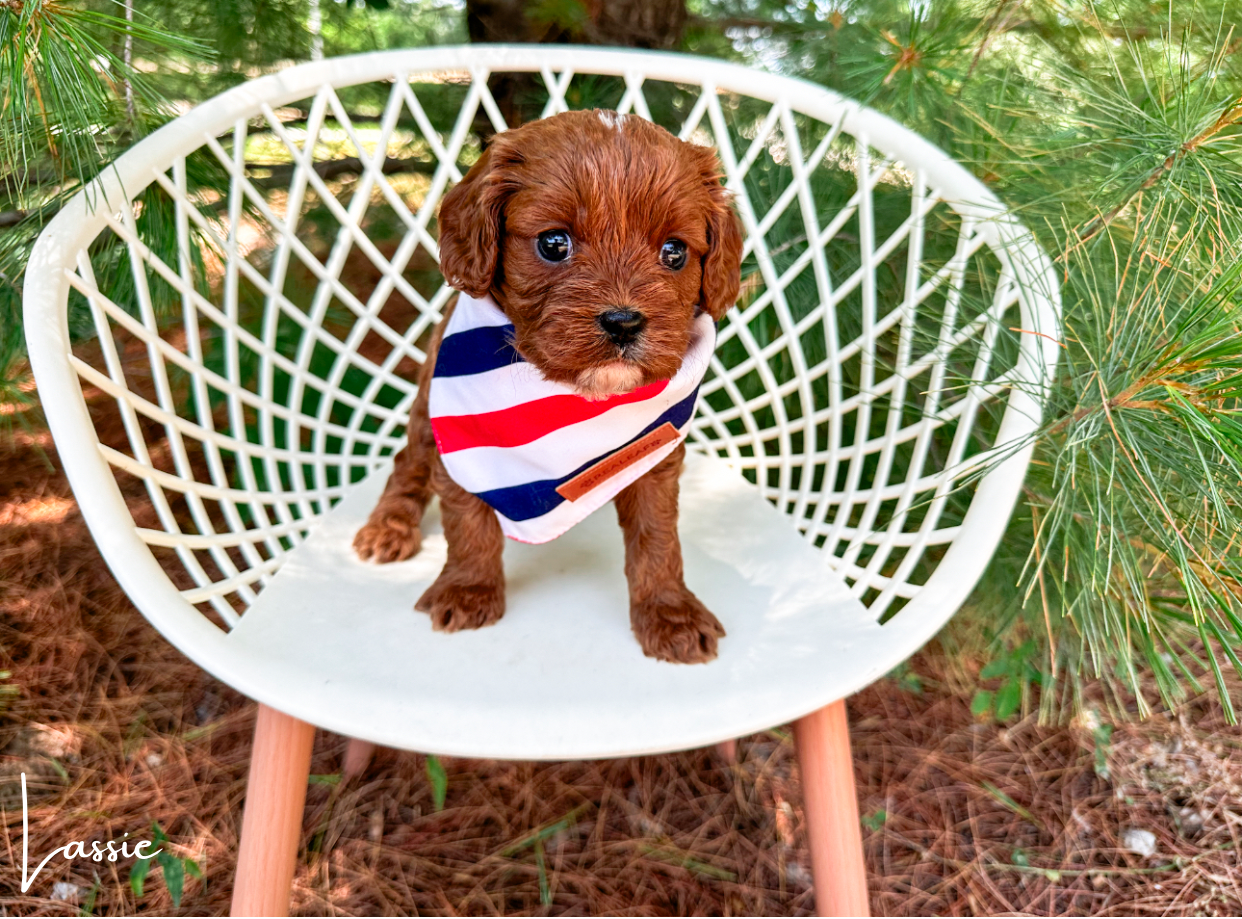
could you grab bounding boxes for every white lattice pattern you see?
[25,47,1059,655]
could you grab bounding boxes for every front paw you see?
[353,513,422,564]
[416,576,505,632]
[632,590,726,664]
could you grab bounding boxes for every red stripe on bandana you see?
[433,379,670,454]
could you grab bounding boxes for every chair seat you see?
[227,451,880,760]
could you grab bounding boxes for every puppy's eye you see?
[660,239,688,271]
[536,230,572,262]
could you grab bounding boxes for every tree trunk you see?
[465,0,687,130]
[466,0,685,47]
[580,0,687,49]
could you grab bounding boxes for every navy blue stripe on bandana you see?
[434,323,523,378]
[474,387,701,522]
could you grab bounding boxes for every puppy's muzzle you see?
[598,308,646,346]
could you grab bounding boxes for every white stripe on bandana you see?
[428,293,715,544]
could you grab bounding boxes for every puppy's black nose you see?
[599,308,646,345]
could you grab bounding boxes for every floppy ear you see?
[697,156,744,321]
[437,139,521,297]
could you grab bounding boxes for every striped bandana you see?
[428,292,716,544]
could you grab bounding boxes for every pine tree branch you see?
[1046,362,1196,436]
[1026,484,1240,592]
[1074,94,1242,245]
[963,0,1023,84]
[1095,375,1224,591]
[1030,504,1058,675]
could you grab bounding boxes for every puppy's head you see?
[438,109,743,399]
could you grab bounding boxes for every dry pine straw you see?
[4,379,1242,915]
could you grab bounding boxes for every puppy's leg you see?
[415,459,506,632]
[615,442,725,664]
[354,311,450,564]
[353,395,435,563]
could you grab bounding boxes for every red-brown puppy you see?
[353,109,743,664]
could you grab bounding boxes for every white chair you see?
[23,46,1060,917]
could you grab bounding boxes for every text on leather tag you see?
[555,422,680,502]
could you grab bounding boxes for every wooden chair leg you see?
[794,698,870,918]
[231,704,316,918]
[342,739,376,779]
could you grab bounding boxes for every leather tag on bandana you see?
[556,422,680,502]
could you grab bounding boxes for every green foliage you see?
[701,0,1242,720]
[129,822,202,909]
[426,753,447,811]
[0,1,210,412]
[0,2,202,198]
[972,641,1042,721]
[0,670,20,714]
[980,780,1041,828]
[140,0,464,99]
[320,0,465,60]
[1091,717,1114,779]
[972,21,1242,718]
[80,874,100,917]
[502,805,592,903]
[0,0,456,401]
[148,0,312,85]
[128,834,152,899]
[888,662,924,695]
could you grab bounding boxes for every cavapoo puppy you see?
[352,109,743,664]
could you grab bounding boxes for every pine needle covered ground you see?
[3,352,1242,916]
